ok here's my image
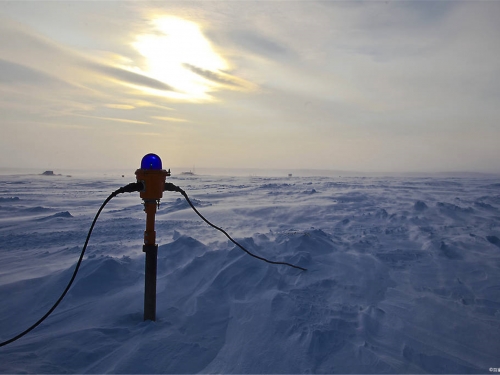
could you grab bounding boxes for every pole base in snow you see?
[143,244,158,321]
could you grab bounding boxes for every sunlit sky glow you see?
[132,16,230,101]
[0,1,499,174]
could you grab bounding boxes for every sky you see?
[0,1,499,174]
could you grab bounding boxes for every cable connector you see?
[164,182,184,194]
[113,182,144,195]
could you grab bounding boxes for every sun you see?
[131,16,229,101]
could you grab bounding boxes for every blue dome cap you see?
[141,153,162,170]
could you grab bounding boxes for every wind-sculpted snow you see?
[0,173,500,373]
[0,197,20,202]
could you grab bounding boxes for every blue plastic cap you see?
[141,153,162,170]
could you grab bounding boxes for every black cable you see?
[0,179,303,347]
[164,182,307,271]
[0,182,143,348]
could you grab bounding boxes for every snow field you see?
[0,173,500,373]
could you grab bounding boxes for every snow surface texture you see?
[1,173,500,373]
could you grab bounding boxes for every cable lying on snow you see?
[165,182,307,272]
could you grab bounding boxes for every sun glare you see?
[132,16,229,101]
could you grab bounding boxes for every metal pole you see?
[143,200,158,321]
[143,244,158,321]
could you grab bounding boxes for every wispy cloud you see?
[104,104,135,110]
[87,62,176,92]
[183,63,242,88]
[0,59,71,88]
[73,114,151,125]
[224,29,295,60]
[151,116,188,123]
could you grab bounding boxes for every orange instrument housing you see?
[135,168,170,246]
[135,168,169,201]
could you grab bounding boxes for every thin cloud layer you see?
[0,1,499,173]
[88,62,177,92]
[0,59,71,87]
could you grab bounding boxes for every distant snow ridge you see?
[0,197,20,202]
[414,200,428,211]
[0,174,500,373]
[162,197,211,214]
[37,211,73,221]
[486,235,500,247]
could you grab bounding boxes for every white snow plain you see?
[0,172,500,373]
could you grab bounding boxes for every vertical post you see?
[143,200,158,321]
[135,153,170,322]
[143,245,158,321]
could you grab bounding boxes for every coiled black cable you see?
[0,182,142,348]
[164,182,307,271]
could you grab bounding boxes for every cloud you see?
[0,16,176,96]
[0,18,66,64]
[226,30,294,60]
[104,104,135,110]
[0,58,71,87]
[151,116,188,122]
[73,114,151,125]
[182,63,241,88]
[87,62,176,92]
